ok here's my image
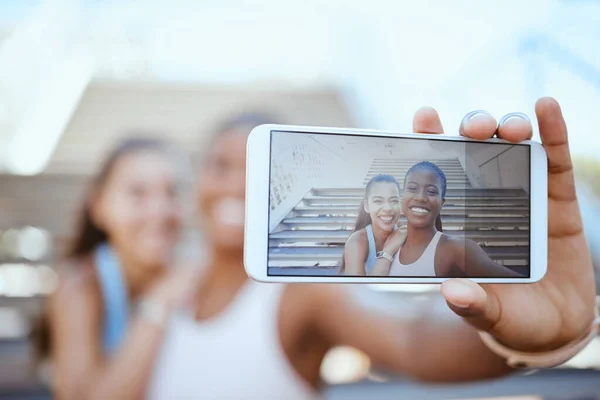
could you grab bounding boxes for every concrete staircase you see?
[269,158,529,274]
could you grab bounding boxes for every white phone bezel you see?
[244,124,548,284]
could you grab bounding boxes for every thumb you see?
[441,278,502,332]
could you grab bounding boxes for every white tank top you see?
[147,281,320,400]
[389,231,443,277]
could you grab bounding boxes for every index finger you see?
[413,107,444,134]
[536,97,572,175]
[535,97,577,202]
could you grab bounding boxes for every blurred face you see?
[92,150,182,269]
[364,182,401,233]
[402,169,444,229]
[196,129,248,249]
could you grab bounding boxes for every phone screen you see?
[267,130,531,279]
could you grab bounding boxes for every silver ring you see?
[498,112,530,126]
[460,110,492,135]
[496,112,532,138]
[462,109,492,124]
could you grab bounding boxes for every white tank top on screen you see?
[389,231,443,277]
[146,280,320,400]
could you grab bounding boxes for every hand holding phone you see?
[413,99,596,354]
[244,97,597,364]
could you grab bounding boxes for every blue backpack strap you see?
[94,242,130,354]
[365,224,377,274]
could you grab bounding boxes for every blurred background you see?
[1,0,600,399]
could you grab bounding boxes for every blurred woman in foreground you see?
[46,137,194,399]
[148,100,596,398]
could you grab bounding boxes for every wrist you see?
[479,314,600,369]
[136,297,171,328]
[376,250,394,263]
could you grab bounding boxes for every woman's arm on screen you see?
[448,238,524,277]
[342,232,368,275]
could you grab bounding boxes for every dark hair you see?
[200,111,279,164]
[214,112,277,136]
[67,137,180,258]
[31,136,182,362]
[30,137,182,360]
[339,174,401,272]
[403,161,447,232]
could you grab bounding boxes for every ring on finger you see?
[496,112,532,137]
[498,112,530,126]
[460,110,493,135]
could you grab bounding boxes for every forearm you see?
[466,262,524,278]
[370,258,392,275]
[462,240,524,278]
[370,245,399,276]
[399,294,513,382]
[344,263,366,275]
[54,318,166,400]
[80,317,166,400]
[318,286,515,386]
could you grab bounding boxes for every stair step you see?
[282,216,529,229]
[292,205,529,217]
[270,230,530,242]
[366,168,466,173]
[310,188,527,197]
[363,182,473,188]
[268,246,529,266]
[363,178,471,184]
[365,175,468,181]
[367,168,467,174]
[370,163,462,166]
[369,166,464,171]
[365,173,467,179]
[269,261,342,268]
[371,160,462,165]
[303,199,530,208]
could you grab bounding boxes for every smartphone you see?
[244,124,548,284]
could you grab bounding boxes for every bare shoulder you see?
[441,235,483,253]
[438,234,460,252]
[436,234,488,275]
[438,234,476,254]
[434,234,464,273]
[345,229,369,260]
[49,256,102,318]
[346,228,368,247]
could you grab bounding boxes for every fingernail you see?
[498,112,530,126]
[466,109,491,120]
[449,302,470,309]
[443,279,475,308]
[460,110,492,134]
[463,110,491,123]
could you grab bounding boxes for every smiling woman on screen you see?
[368,161,523,278]
[338,174,405,275]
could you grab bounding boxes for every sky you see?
[1,0,599,159]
